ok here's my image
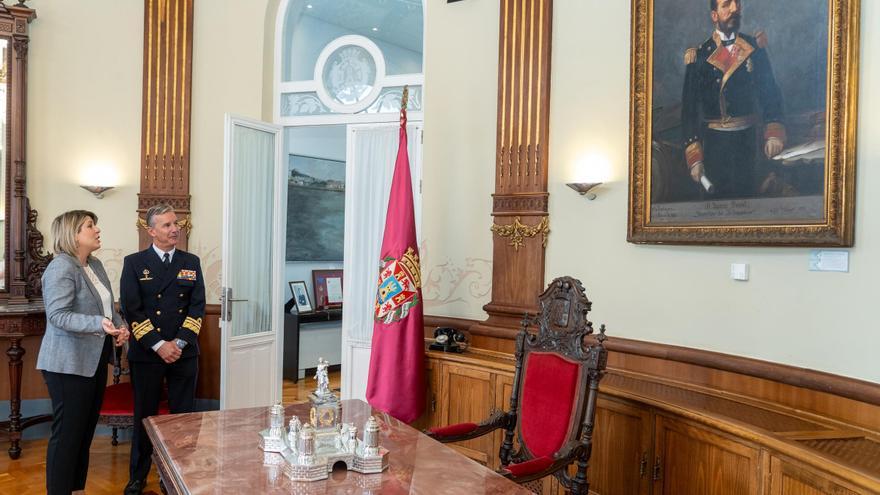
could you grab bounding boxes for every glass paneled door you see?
[220,115,286,409]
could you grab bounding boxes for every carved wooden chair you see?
[97,344,169,445]
[426,276,608,495]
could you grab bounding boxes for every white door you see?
[220,115,286,409]
[340,122,423,401]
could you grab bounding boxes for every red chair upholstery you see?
[98,344,170,445]
[426,276,608,495]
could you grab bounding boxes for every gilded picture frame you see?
[628,0,859,246]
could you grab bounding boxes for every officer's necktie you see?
[721,38,736,46]
[163,252,171,268]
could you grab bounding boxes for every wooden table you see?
[0,303,49,459]
[145,399,532,494]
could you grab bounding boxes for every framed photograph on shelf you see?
[627,0,859,246]
[312,269,343,310]
[288,281,313,313]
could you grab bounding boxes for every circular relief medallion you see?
[314,35,386,114]
[322,45,376,106]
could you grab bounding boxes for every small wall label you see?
[809,250,849,272]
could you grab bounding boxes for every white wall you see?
[28,0,143,293]
[420,0,497,318]
[189,0,271,303]
[27,0,269,302]
[422,1,880,384]
[24,1,880,385]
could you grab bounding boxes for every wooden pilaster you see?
[137,0,194,249]
[473,0,553,338]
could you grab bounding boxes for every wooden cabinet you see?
[590,400,759,495]
[589,397,654,495]
[422,352,514,468]
[653,415,760,495]
[767,456,869,495]
[441,363,495,464]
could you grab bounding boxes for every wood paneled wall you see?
[474,0,554,337]
[424,315,880,432]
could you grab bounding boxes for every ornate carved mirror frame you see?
[0,2,47,305]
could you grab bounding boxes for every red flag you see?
[366,96,425,423]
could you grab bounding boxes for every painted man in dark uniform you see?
[120,204,205,495]
[682,0,786,198]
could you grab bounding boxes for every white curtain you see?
[343,123,422,345]
[230,124,276,337]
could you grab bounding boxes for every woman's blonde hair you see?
[51,210,98,257]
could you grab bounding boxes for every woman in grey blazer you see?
[36,210,130,495]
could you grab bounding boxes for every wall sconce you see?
[566,182,602,200]
[80,185,114,199]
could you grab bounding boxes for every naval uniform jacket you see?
[681,31,785,166]
[120,248,205,363]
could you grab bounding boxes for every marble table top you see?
[145,399,533,494]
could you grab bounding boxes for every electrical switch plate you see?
[730,263,749,281]
[809,250,849,272]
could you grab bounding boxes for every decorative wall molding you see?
[421,239,491,314]
[490,216,549,250]
[491,192,548,215]
[24,201,51,298]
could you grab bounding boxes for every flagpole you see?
[401,85,409,113]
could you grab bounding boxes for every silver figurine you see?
[257,357,389,482]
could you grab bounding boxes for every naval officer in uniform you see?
[120,203,205,495]
[681,0,786,199]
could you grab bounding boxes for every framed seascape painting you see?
[287,154,345,261]
[628,0,859,246]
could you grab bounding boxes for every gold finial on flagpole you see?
[401,85,409,112]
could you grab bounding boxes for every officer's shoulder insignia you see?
[754,30,768,49]
[684,47,697,65]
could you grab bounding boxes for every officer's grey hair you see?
[51,210,98,257]
[145,203,175,228]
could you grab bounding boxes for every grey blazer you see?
[36,253,124,377]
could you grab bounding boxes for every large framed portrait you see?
[628,0,859,246]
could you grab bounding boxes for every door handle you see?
[221,287,249,322]
[653,456,662,481]
[639,452,648,477]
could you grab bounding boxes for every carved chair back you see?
[500,276,607,485]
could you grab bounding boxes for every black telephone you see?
[429,327,467,353]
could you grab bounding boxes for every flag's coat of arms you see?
[375,247,421,323]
